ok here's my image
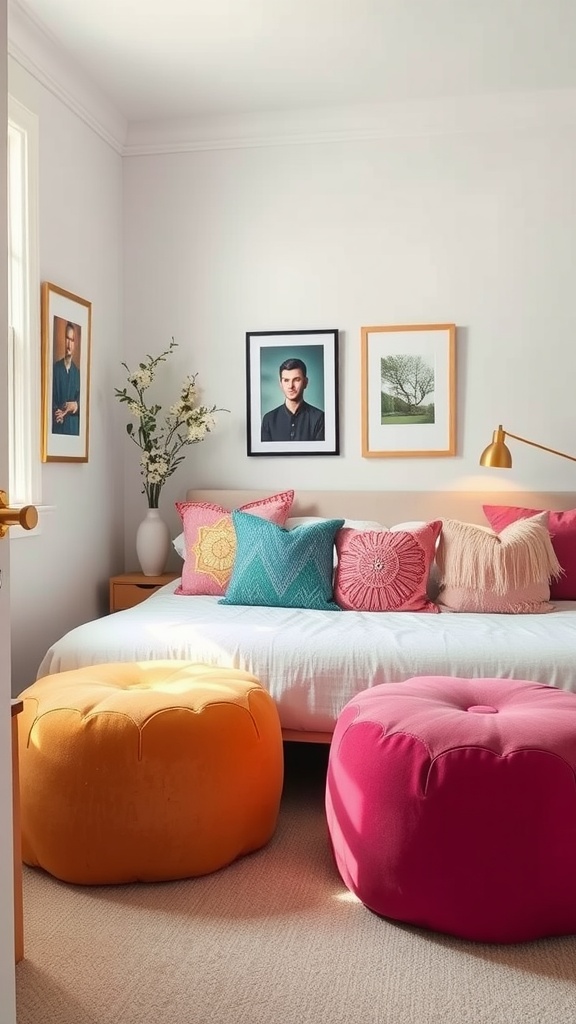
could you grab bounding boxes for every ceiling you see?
[12,0,576,124]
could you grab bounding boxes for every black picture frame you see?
[246,329,340,457]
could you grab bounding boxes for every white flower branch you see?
[114,338,226,508]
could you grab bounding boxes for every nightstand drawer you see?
[113,582,160,610]
[109,572,179,612]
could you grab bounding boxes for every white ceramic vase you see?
[136,508,171,577]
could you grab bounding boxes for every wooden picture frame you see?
[246,329,340,457]
[361,323,456,458]
[41,282,92,463]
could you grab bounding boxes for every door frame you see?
[1,0,19,1015]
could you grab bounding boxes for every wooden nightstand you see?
[109,571,179,612]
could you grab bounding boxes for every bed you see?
[37,489,576,743]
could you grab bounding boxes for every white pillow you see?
[174,517,427,553]
[388,520,427,532]
[172,517,426,557]
[286,516,385,531]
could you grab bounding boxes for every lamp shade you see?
[480,425,576,468]
[479,427,512,468]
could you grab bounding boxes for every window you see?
[7,96,41,515]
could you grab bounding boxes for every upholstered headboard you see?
[185,490,576,525]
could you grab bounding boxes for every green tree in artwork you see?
[380,355,434,415]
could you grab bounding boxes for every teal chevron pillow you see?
[219,511,345,611]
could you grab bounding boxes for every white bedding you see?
[37,581,576,735]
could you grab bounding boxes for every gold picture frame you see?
[41,282,92,463]
[361,323,456,458]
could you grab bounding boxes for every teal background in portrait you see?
[260,345,325,414]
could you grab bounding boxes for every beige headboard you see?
[185,490,576,525]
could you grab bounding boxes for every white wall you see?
[7,23,576,681]
[122,117,576,564]
[8,58,124,693]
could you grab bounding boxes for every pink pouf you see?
[325,676,576,943]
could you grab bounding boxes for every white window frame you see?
[8,96,41,533]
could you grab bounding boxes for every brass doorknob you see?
[0,490,38,538]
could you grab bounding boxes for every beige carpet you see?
[16,743,576,1024]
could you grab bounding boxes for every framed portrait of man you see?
[246,328,340,457]
[40,282,92,462]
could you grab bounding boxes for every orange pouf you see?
[17,662,284,884]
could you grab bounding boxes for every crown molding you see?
[8,0,127,154]
[123,90,576,156]
[7,0,576,159]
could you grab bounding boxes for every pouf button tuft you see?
[467,704,498,714]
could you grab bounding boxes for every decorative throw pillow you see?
[287,516,386,568]
[333,522,442,612]
[174,490,294,596]
[287,516,385,531]
[436,513,562,613]
[483,504,576,601]
[172,532,187,559]
[219,512,345,610]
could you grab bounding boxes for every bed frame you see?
[186,488,576,744]
[186,489,576,527]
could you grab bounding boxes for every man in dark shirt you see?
[52,321,80,435]
[261,358,325,442]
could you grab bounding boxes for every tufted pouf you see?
[325,676,576,943]
[17,661,283,885]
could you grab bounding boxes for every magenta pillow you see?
[483,504,576,600]
[333,521,441,612]
[174,490,294,596]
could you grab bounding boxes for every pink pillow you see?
[333,521,442,612]
[483,504,576,601]
[436,513,562,613]
[174,491,294,596]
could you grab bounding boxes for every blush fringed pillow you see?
[333,521,442,612]
[436,513,562,613]
[174,491,294,596]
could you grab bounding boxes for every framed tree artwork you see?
[361,323,456,457]
[246,328,340,456]
[41,282,92,463]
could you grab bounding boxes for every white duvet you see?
[37,582,576,734]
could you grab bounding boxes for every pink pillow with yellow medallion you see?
[333,521,442,612]
[174,491,294,596]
